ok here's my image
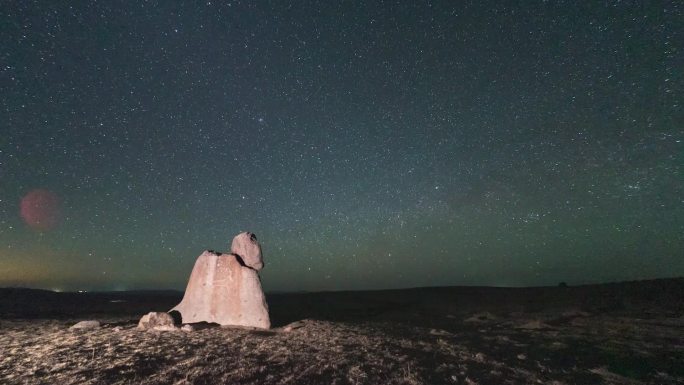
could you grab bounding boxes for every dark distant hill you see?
[267,277,684,326]
[0,288,183,319]
[1,278,681,325]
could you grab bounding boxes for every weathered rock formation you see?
[171,232,270,329]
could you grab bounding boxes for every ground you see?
[1,279,682,384]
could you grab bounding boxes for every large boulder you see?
[171,249,270,329]
[230,231,264,270]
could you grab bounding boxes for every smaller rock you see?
[515,319,550,330]
[70,320,100,330]
[464,312,497,323]
[516,353,527,360]
[138,312,177,331]
[181,324,194,332]
[429,328,451,336]
[281,320,307,332]
[230,232,264,270]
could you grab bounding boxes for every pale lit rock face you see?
[171,250,270,329]
[230,232,264,271]
[138,312,177,331]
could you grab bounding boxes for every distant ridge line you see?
[2,276,681,295]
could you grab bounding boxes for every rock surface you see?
[171,249,270,329]
[70,320,100,330]
[230,232,264,270]
[138,312,177,331]
[181,324,194,332]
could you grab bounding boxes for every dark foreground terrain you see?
[1,278,682,384]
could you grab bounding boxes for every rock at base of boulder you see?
[70,320,100,330]
[280,319,309,333]
[138,312,177,331]
[181,324,194,332]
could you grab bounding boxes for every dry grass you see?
[1,313,682,384]
[1,279,682,384]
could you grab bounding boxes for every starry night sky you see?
[1,1,682,292]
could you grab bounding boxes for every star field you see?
[1,1,682,292]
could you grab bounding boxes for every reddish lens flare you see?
[19,189,62,231]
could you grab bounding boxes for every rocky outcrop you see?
[171,232,270,329]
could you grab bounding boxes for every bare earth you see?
[1,279,682,384]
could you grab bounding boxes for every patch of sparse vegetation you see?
[1,279,682,384]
